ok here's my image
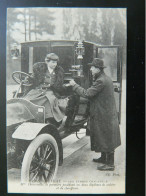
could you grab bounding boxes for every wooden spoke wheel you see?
[21,134,59,185]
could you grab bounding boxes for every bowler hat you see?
[88,58,106,69]
[45,53,59,62]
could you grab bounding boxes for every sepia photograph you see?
[6,7,126,194]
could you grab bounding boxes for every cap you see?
[45,53,59,62]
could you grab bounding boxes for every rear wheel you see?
[21,134,59,185]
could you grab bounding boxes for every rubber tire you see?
[21,134,59,184]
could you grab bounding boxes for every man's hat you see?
[88,58,106,69]
[45,53,59,62]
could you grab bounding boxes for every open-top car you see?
[7,40,123,184]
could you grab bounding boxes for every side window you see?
[98,48,118,82]
[51,46,74,73]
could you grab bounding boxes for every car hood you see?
[7,102,34,126]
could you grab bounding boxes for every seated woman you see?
[24,53,79,126]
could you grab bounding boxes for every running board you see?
[63,136,89,159]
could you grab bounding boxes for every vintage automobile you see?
[7,40,123,184]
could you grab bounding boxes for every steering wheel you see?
[12,71,33,86]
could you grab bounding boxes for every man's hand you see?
[69,79,76,86]
[63,83,71,87]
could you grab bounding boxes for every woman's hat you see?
[88,58,106,69]
[45,53,59,62]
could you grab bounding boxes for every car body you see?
[7,40,123,184]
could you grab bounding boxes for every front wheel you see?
[21,134,59,185]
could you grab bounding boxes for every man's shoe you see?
[93,157,105,164]
[97,164,115,171]
[93,152,106,164]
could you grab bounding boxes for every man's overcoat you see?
[73,71,121,152]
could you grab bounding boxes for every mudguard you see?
[12,122,48,140]
[12,122,63,165]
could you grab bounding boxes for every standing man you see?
[68,58,121,171]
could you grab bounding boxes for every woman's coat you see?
[24,63,68,122]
